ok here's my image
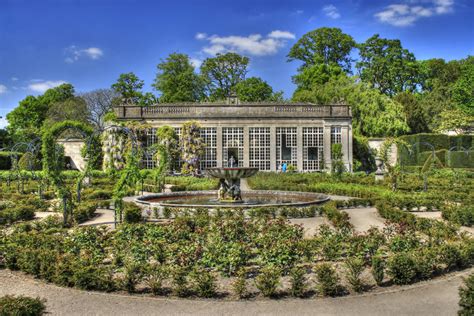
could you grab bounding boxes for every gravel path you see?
[0,268,471,316]
[289,216,331,238]
[345,207,386,232]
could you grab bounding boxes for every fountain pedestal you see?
[205,167,258,202]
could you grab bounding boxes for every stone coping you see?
[135,190,330,208]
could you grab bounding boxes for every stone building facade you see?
[114,99,353,172]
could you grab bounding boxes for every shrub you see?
[72,262,114,291]
[0,295,46,316]
[371,255,385,285]
[145,263,167,295]
[345,257,365,293]
[119,260,143,293]
[314,263,342,297]
[232,268,248,299]
[171,266,189,297]
[289,266,307,297]
[387,252,417,285]
[442,205,474,227]
[440,244,463,271]
[255,265,281,298]
[190,268,218,298]
[459,273,474,316]
[73,202,97,224]
[123,202,142,223]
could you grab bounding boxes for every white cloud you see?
[268,30,296,40]
[11,77,18,81]
[0,84,7,94]
[198,30,296,57]
[190,58,203,68]
[0,116,7,129]
[28,80,67,93]
[375,0,454,27]
[323,5,341,19]
[65,45,103,63]
[195,33,207,40]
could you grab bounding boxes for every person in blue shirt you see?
[282,162,287,172]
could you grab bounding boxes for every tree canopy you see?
[287,27,355,72]
[200,52,249,100]
[235,77,282,102]
[153,53,204,103]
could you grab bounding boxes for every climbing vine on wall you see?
[180,121,204,174]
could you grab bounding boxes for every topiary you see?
[387,252,417,285]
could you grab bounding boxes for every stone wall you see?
[56,139,86,171]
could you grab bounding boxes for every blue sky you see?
[1,0,473,128]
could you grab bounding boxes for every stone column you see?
[348,125,353,172]
[216,126,223,168]
[297,127,303,171]
[323,124,332,172]
[270,126,277,171]
[341,126,350,172]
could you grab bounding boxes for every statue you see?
[218,178,228,200]
[228,155,236,167]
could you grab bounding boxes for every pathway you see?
[289,216,331,238]
[0,268,471,316]
[345,207,386,232]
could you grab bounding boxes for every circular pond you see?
[136,190,329,208]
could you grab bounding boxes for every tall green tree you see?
[394,92,429,134]
[293,75,410,137]
[200,52,249,100]
[235,77,282,102]
[6,83,75,142]
[153,53,204,102]
[287,27,356,72]
[451,56,474,115]
[44,96,90,126]
[111,72,153,105]
[419,58,461,92]
[357,34,420,96]
[292,63,345,93]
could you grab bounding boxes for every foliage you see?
[200,52,249,100]
[289,265,307,297]
[111,72,156,106]
[331,143,345,176]
[6,83,75,142]
[180,121,205,174]
[232,268,248,299]
[254,265,281,297]
[357,34,420,96]
[0,295,46,316]
[287,27,356,72]
[435,108,474,135]
[387,252,417,285]
[145,263,167,295]
[153,53,204,102]
[345,257,365,293]
[394,92,429,134]
[314,263,343,296]
[190,267,218,298]
[452,56,474,115]
[123,202,142,223]
[371,255,385,286]
[80,89,118,130]
[458,273,474,316]
[442,205,474,227]
[44,96,90,127]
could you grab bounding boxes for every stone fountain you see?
[205,166,258,202]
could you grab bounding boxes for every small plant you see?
[255,265,281,298]
[345,257,365,293]
[190,267,218,298]
[145,263,167,295]
[371,255,385,286]
[0,295,46,316]
[458,273,474,316]
[314,263,342,297]
[171,266,189,297]
[387,252,417,285]
[120,260,143,293]
[232,268,248,299]
[289,265,307,297]
[123,202,143,223]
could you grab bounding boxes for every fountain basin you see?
[205,167,258,179]
[136,190,330,209]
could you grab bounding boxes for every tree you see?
[419,58,461,92]
[288,27,355,72]
[81,89,118,130]
[44,96,90,127]
[111,72,147,105]
[451,56,474,115]
[153,53,204,102]
[292,63,345,93]
[434,108,474,135]
[6,83,75,142]
[0,128,11,149]
[293,75,410,137]
[357,34,420,96]
[234,77,281,102]
[200,53,249,100]
[394,92,429,134]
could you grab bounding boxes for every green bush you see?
[314,263,343,297]
[442,205,474,227]
[289,266,307,297]
[371,255,385,285]
[345,257,365,293]
[232,268,248,299]
[255,265,281,297]
[387,252,417,285]
[73,202,97,224]
[118,260,143,293]
[123,202,142,223]
[72,261,114,291]
[190,268,217,298]
[459,273,474,316]
[0,295,46,316]
[440,244,463,271]
[145,263,167,295]
[171,266,190,297]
